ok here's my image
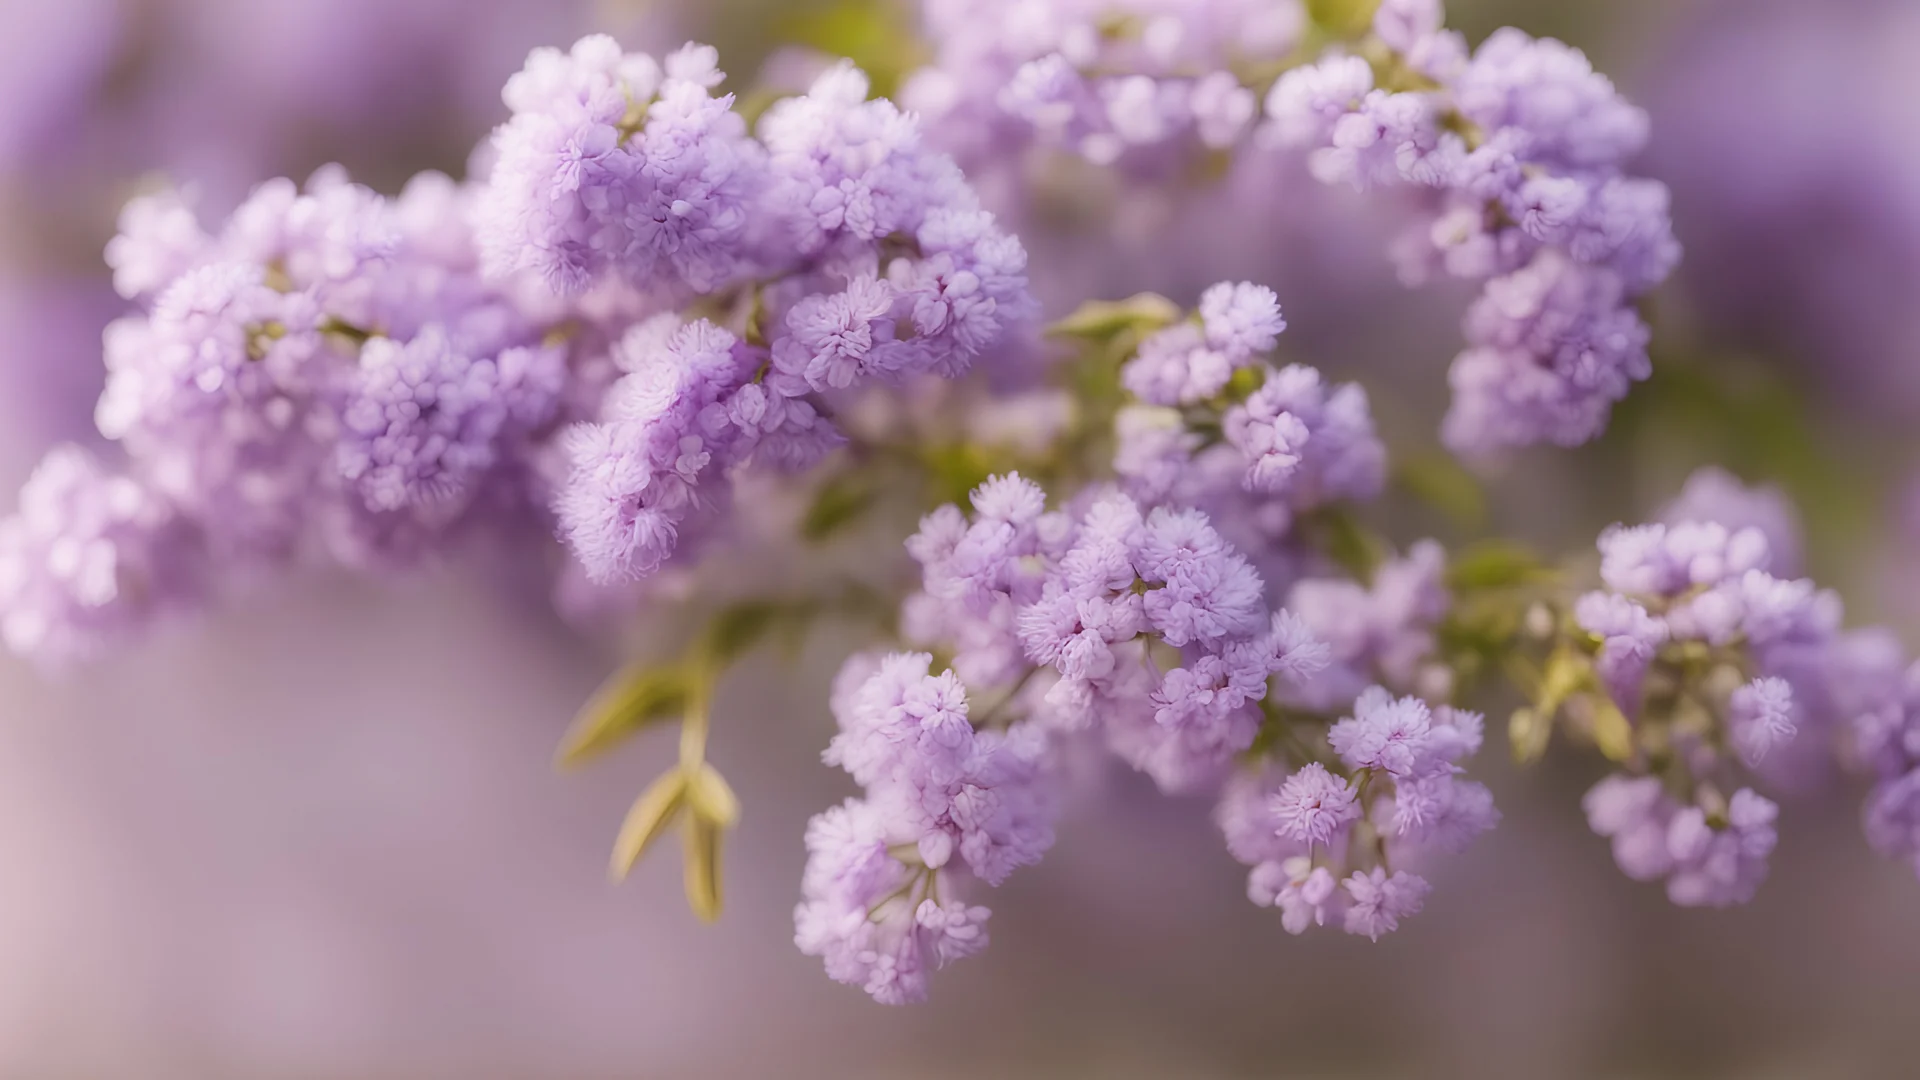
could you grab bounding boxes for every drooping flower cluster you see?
[1284,539,1451,711]
[0,38,1042,655]
[0,165,587,665]
[478,39,762,296]
[1261,0,1678,454]
[799,471,1334,1001]
[1582,774,1778,908]
[902,0,1307,173]
[1851,664,1920,878]
[1567,511,1838,903]
[796,651,1056,1004]
[1216,687,1497,937]
[544,53,1038,582]
[0,447,203,665]
[1111,282,1387,560]
[10,1,1920,1021]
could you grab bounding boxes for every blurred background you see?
[2,0,1918,1076]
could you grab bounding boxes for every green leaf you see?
[801,470,879,542]
[1046,293,1182,340]
[682,815,725,922]
[1536,641,1592,720]
[556,662,692,768]
[1394,453,1488,532]
[774,0,927,99]
[1509,706,1551,765]
[686,763,741,829]
[610,769,689,880]
[696,600,791,669]
[1305,505,1387,582]
[920,443,1010,508]
[1585,695,1636,763]
[1445,540,1551,592]
[1306,0,1381,37]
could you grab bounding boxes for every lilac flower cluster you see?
[0,447,202,665]
[1583,776,1778,907]
[797,651,1056,1004]
[1851,664,1920,878]
[906,474,1327,792]
[902,0,1307,174]
[539,50,1038,582]
[1285,539,1451,711]
[1217,687,1497,937]
[801,472,1334,1000]
[1567,503,1839,903]
[479,39,759,296]
[1,165,587,665]
[13,2,1920,1018]
[1111,282,1387,558]
[1260,0,1678,455]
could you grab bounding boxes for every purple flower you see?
[1728,676,1798,766]
[0,447,202,667]
[794,798,994,1005]
[1271,762,1362,847]
[1329,688,1446,778]
[479,38,760,296]
[1134,507,1267,646]
[1341,868,1431,940]
[1664,789,1778,908]
[1660,466,1805,579]
[1574,590,1669,710]
[554,317,752,582]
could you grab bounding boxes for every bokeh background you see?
[2,0,1918,1076]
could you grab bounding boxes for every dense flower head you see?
[824,651,1058,884]
[903,0,1303,170]
[898,473,1329,796]
[336,327,565,513]
[555,317,755,582]
[1584,777,1778,907]
[1285,540,1449,710]
[1441,251,1652,455]
[1571,484,1852,901]
[1121,281,1284,407]
[1217,682,1494,939]
[802,644,1060,1002]
[1112,285,1386,554]
[1846,660,1920,878]
[1258,1,1677,454]
[794,798,993,1005]
[0,447,203,668]
[1659,466,1806,579]
[478,38,761,297]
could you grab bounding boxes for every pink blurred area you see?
[3,0,1920,1076]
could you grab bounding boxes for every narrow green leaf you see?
[610,769,689,881]
[920,443,1020,508]
[1509,706,1551,765]
[1445,540,1550,592]
[697,600,790,669]
[682,815,725,922]
[1395,453,1488,532]
[686,762,741,828]
[1306,505,1387,582]
[801,470,880,542]
[1306,0,1381,37]
[1046,293,1182,340]
[555,663,692,768]
[1586,695,1636,763]
[1536,641,1592,720]
[773,0,927,99]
